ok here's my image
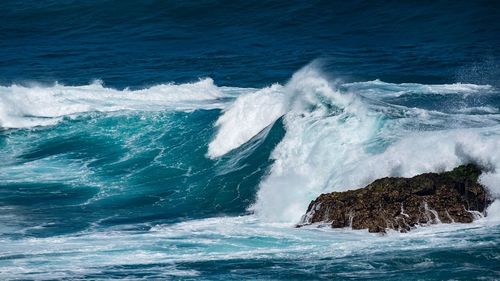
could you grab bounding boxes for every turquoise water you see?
[1,1,500,280]
[1,70,500,280]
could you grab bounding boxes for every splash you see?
[209,65,500,224]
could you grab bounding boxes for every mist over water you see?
[1,1,500,280]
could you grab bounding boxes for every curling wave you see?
[209,65,500,223]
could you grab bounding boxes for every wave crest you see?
[0,78,224,129]
[209,65,500,223]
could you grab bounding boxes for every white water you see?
[207,84,287,157]
[0,214,497,280]
[0,79,228,129]
[1,67,499,225]
[343,79,494,98]
[209,65,500,224]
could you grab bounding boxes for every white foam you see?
[207,84,287,157]
[256,114,500,224]
[485,200,500,223]
[209,65,500,224]
[1,213,495,280]
[0,79,226,129]
[344,79,494,98]
[455,106,499,114]
[249,67,381,222]
[207,66,355,158]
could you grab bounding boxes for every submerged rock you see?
[298,164,491,233]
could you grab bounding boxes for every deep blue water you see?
[1,1,500,280]
[2,0,500,88]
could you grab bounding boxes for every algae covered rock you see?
[298,164,491,233]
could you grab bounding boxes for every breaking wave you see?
[209,65,500,223]
[0,78,227,129]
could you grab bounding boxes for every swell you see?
[3,1,499,88]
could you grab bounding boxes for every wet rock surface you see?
[298,164,491,233]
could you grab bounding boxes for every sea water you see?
[1,1,499,280]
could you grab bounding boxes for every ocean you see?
[1,1,500,280]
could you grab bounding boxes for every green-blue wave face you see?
[0,110,285,237]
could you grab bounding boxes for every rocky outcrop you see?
[298,164,491,233]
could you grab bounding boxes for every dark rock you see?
[297,164,492,233]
